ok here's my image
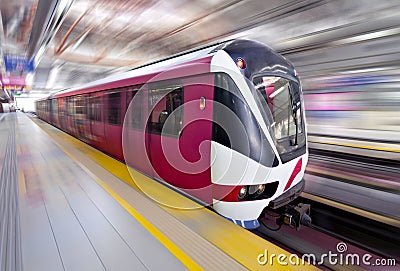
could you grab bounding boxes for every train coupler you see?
[279,203,311,230]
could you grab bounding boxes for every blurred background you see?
[1,0,399,154]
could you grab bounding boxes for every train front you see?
[210,40,309,229]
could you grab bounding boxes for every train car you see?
[36,39,309,229]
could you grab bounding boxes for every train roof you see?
[44,39,296,100]
[50,40,233,99]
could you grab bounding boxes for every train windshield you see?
[252,76,306,162]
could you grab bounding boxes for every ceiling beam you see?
[27,0,74,62]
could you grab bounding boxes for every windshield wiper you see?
[292,116,298,146]
[291,102,300,146]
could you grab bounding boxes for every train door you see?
[89,92,106,151]
[82,94,92,142]
[46,99,51,122]
[146,82,183,187]
[51,98,59,126]
[104,89,125,160]
[74,95,90,142]
[123,85,153,176]
[58,97,67,131]
[145,75,213,203]
[66,96,75,135]
[178,74,214,202]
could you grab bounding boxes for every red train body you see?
[36,40,308,229]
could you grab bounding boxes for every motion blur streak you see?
[254,1,400,223]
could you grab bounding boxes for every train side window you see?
[67,97,74,116]
[75,95,86,115]
[127,88,139,110]
[126,89,134,109]
[89,96,102,121]
[52,99,58,120]
[46,100,51,112]
[127,90,144,129]
[59,98,66,117]
[148,86,183,137]
[108,92,121,125]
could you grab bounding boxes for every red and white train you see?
[36,39,308,229]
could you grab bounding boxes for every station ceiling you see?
[0,0,399,100]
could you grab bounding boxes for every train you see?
[36,39,309,229]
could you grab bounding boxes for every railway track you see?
[253,197,399,270]
[253,149,399,269]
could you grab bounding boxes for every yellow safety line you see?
[39,124,202,270]
[302,192,400,228]
[18,171,26,195]
[92,176,203,271]
[308,140,400,153]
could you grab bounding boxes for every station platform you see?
[0,112,314,271]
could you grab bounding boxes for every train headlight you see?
[248,184,265,195]
[238,186,247,200]
[256,184,265,195]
